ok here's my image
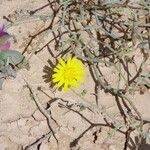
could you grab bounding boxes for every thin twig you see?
[24,80,58,144]
[24,132,52,150]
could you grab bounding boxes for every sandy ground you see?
[0,0,150,150]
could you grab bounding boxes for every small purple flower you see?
[0,25,9,36]
[0,25,11,50]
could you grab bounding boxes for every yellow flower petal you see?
[74,75,84,81]
[67,56,72,66]
[53,77,61,83]
[58,58,66,67]
[56,64,64,70]
[71,79,79,87]
[53,68,61,73]
[52,56,85,91]
[52,73,62,78]
[56,79,64,88]
[63,82,69,91]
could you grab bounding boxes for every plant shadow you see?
[42,59,55,88]
[128,136,150,150]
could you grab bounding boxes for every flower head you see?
[52,56,85,91]
[0,25,11,50]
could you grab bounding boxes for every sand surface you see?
[0,0,150,150]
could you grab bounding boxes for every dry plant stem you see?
[25,81,58,145]
[120,95,143,150]
[29,2,55,15]
[128,58,147,86]
[83,45,143,127]
[92,63,143,149]
[124,127,133,150]
[6,1,148,149]
[22,4,61,54]
[81,46,144,148]
[77,41,127,83]
[70,88,124,130]
[59,102,125,148]
[24,132,51,150]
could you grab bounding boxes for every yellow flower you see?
[52,56,85,91]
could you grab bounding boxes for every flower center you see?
[64,67,75,81]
